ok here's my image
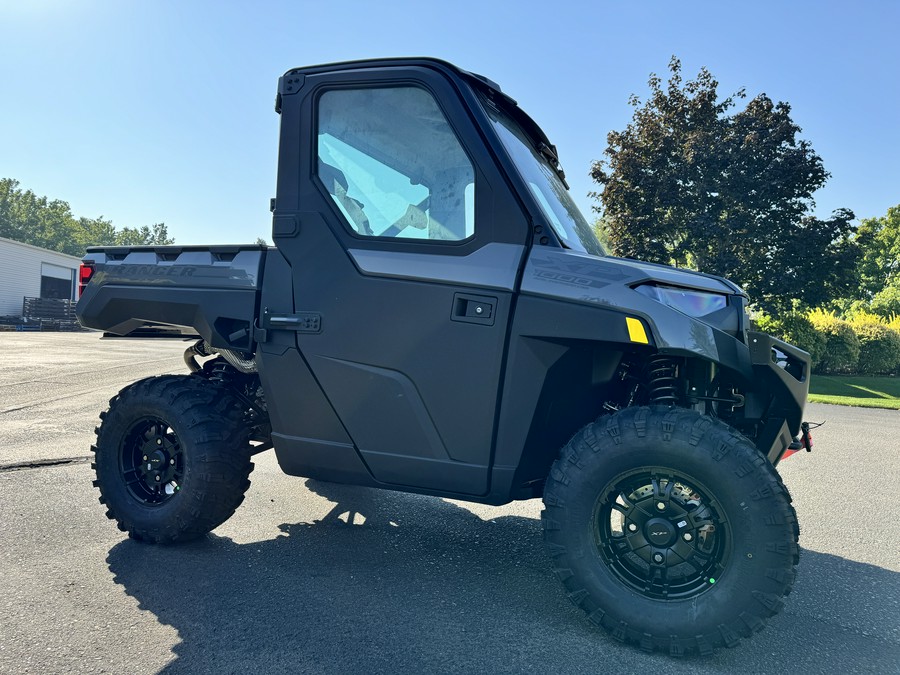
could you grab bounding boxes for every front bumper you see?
[746,331,811,464]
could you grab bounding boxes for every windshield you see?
[482,99,606,256]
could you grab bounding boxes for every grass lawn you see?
[808,375,900,409]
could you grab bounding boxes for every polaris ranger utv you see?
[77,58,812,656]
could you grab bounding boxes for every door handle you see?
[451,293,496,326]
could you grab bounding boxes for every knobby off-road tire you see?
[92,375,254,544]
[542,406,798,656]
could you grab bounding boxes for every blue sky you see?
[1,1,897,245]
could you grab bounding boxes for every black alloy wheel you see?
[120,417,185,505]
[594,470,730,601]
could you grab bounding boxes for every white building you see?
[0,237,81,317]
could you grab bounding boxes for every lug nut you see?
[154,475,160,482]
[142,455,148,461]
[157,439,162,445]
[683,532,693,542]
[653,553,664,563]
[656,502,666,511]
[170,458,175,465]
[627,523,638,532]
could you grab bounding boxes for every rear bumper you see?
[746,331,811,464]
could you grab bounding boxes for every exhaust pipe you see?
[184,340,257,374]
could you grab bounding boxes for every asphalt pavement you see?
[0,332,898,674]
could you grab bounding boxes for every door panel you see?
[309,355,452,462]
[286,219,515,494]
[272,69,528,496]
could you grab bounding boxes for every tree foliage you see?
[869,283,900,318]
[0,178,173,256]
[591,58,858,312]
[856,205,900,294]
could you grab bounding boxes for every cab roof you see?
[278,57,555,160]
[281,56,508,101]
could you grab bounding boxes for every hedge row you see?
[754,310,900,375]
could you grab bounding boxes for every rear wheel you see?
[92,375,254,544]
[542,406,798,656]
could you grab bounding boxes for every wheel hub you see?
[138,444,176,486]
[594,472,730,600]
[121,418,184,505]
[644,517,676,547]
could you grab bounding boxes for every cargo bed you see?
[76,245,266,351]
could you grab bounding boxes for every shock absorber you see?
[646,356,680,405]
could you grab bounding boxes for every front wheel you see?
[92,375,254,544]
[542,406,798,656]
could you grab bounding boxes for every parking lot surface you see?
[1,332,898,673]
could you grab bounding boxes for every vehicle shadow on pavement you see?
[106,480,900,674]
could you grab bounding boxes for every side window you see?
[317,87,475,241]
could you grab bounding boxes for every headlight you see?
[634,284,728,318]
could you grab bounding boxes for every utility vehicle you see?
[77,58,812,656]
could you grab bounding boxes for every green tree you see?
[870,282,900,318]
[0,178,75,253]
[115,223,173,246]
[72,216,118,251]
[855,204,900,302]
[0,178,173,255]
[591,58,858,312]
[590,216,612,252]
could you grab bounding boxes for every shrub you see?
[808,309,860,374]
[848,313,900,374]
[754,312,826,369]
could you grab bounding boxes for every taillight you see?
[78,262,95,297]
